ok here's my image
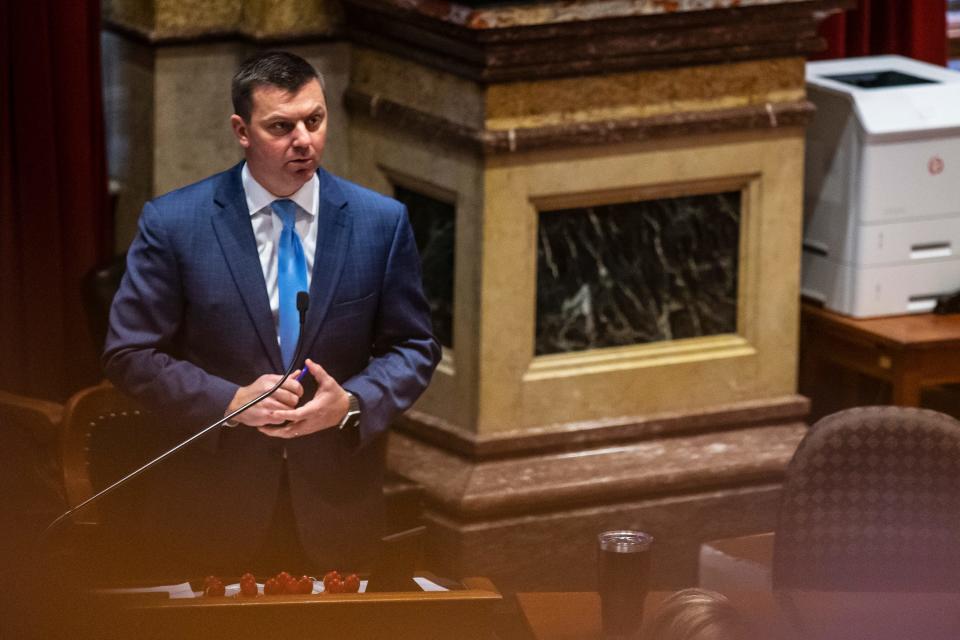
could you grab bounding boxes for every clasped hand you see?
[225,358,349,438]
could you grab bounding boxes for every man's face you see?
[230,78,327,197]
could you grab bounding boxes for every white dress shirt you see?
[241,163,319,335]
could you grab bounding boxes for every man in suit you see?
[103,51,440,575]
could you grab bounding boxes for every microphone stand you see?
[40,292,312,543]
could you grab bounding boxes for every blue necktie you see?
[273,199,308,369]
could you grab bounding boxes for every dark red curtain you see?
[818,0,948,65]
[0,1,111,401]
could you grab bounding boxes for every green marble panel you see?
[536,192,740,355]
[395,186,455,349]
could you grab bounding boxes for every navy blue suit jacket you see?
[103,163,440,572]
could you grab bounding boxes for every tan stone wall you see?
[102,31,155,250]
[484,58,806,130]
[103,0,342,40]
[351,46,805,132]
[351,47,486,130]
[153,43,245,198]
[347,49,807,437]
[348,116,805,436]
[348,115,485,433]
[477,130,804,433]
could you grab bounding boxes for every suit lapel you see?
[210,164,284,372]
[304,168,351,352]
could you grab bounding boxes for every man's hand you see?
[260,359,349,439]
[225,373,304,427]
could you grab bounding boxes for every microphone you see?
[41,291,312,541]
[297,290,309,319]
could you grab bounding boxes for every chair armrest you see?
[0,389,64,444]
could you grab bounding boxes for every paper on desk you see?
[101,575,449,599]
[96,582,197,599]
[222,581,328,596]
[413,577,448,592]
[313,576,447,593]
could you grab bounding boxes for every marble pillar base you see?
[389,395,807,592]
[424,482,784,593]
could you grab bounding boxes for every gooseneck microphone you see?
[41,291,311,541]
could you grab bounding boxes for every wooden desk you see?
[801,304,960,407]
[69,577,502,640]
[517,590,960,640]
[517,591,793,640]
[699,532,773,591]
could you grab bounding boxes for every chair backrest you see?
[774,406,960,591]
[80,252,126,354]
[60,381,170,526]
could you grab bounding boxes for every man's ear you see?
[230,114,250,148]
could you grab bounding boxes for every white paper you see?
[98,575,448,599]
[96,582,197,599]
[413,577,448,592]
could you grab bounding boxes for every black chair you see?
[774,406,960,591]
[60,382,423,536]
[80,252,126,355]
[60,381,172,528]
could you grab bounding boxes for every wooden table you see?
[699,532,773,591]
[68,577,502,640]
[517,591,793,640]
[517,590,960,640]
[801,303,960,407]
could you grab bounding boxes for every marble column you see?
[343,0,851,591]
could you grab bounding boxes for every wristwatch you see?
[338,392,361,431]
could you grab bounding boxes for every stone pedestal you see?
[343,0,850,591]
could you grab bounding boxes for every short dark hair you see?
[231,51,323,122]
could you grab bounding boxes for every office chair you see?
[774,406,960,591]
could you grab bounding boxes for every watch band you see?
[338,392,361,430]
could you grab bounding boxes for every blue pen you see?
[295,365,309,382]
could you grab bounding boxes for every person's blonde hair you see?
[645,588,750,640]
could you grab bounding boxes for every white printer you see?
[803,55,960,317]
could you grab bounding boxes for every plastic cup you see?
[597,530,653,639]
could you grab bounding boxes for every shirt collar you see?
[241,162,318,218]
